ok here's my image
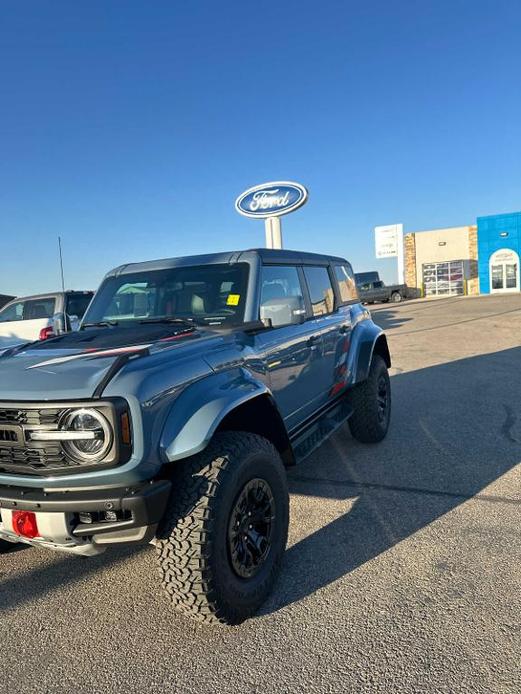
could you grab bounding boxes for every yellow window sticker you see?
[226,294,240,306]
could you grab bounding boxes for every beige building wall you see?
[405,225,479,295]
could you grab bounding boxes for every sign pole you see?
[265,217,282,249]
[397,230,404,284]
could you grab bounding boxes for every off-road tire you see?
[348,354,391,443]
[391,291,403,303]
[156,432,289,625]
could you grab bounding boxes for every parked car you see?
[0,249,391,624]
[357,279,408,304]
[0,290,94,350]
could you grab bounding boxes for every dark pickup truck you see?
[357,280,408,304]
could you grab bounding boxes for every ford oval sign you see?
[235,181,308,219]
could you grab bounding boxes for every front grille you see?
[0,408,62,427]
[0,429,20,444]
[0,444,74,473]
[0,406,73,475]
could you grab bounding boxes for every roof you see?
[0,290,93,305]
[108,248,349,277]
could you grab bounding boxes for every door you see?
[372,280,387,302]
[254,265,327,431]
[423,261,464,296]
[490,249,520,293]
[301,265,347,409]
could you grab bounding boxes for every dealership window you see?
[303,266,335,316]
[334,264,358,303]
[422,261,464,296]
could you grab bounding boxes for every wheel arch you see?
[216,393,294,466]
[160,369,293,466]
[372,333,391,368]
[351,325,391,384]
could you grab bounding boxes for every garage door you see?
[422,260,464,296]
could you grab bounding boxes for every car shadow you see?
[0,545,150,613]
[370,307,412,331]
[260,347,521,616]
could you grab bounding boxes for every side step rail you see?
[289,396,353,465]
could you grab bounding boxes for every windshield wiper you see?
[81,320,119,329]
[138,317,196,327]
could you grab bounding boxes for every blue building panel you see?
[477,212,521,294]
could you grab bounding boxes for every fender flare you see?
[159,368,272,462]
[349,323,391,384]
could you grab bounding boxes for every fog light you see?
[12,511,39,539]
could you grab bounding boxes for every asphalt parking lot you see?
[1,294,520,693]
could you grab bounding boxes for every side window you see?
[0,301,24,323]
[334,264,358,303]
[260,265,306,328]
[23,298,56,320]
[66,294,93,319]
[303,266,335,317]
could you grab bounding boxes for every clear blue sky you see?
[1,0,520,294]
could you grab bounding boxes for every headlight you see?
[60,408,113,463]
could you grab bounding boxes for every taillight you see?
[39,326,54,340]
[12,511,40,539]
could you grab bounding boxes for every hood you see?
[0,324,211,401]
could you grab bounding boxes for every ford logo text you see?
[235,181,308,218]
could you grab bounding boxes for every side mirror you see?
[52,312,66,334]
[68,314,80,331]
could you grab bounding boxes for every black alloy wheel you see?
[228,478,275,579]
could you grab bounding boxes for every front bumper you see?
[0,479,171,555]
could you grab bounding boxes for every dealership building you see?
[404,224,478,297]
[403,211,520,297]
[477,211,521,294]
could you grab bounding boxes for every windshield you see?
[83,263,249,327]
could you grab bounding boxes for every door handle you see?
[307,335,320,349]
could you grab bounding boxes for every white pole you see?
[265,217,283,249]
[396,223,404,284]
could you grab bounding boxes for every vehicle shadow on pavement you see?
[370,308,412,331]
[0,545,149,613]
[261,347,521,616]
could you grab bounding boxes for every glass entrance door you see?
[489,250,520,293]
[491,264,504,290]
[505,264,517,289]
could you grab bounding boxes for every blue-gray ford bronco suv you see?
[0,249,391,624]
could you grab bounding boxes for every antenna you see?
[58,236,65,292]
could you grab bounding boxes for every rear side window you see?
[0,301,24,322]
[335,265,358,303]
[66,294,93,319]
[23,298,56,320]
[303,266,335,317]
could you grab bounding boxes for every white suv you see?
[0,290,93,350]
